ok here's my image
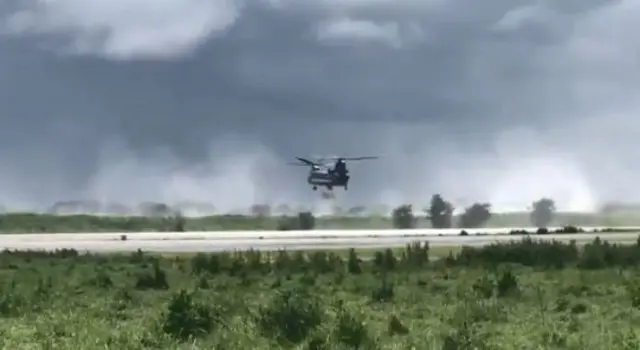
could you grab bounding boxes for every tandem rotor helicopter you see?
[288,155,379,192]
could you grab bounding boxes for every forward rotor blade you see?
[341,156,379,161]
[296,157,318,166]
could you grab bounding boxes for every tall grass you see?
[1,237,640,348]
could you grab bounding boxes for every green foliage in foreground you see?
[2,238,640,348]
[1,210,640,233]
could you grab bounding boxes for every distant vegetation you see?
[2,237,640,347]
[0,195,638,232]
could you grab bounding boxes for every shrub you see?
[371,277,394,302]
[190,253,225,275]
[402,241,430,268]
[173,212,186,232]
[452,237,579,269]
[251,204,271,217]
[387,315,409,336]
[556,226,581,234]
[135,260,169,290]
[298,212,316,230]
[426,194,454,229]
[577,237,640,269]
[392,205,415,229]
[308,251,342,274]
[531,198,556,228]
[496,270,519,297]
[277,216,298,230]
[0,284,25,317]
[472,275,494,299]
[258,287,324,345]
[89,268,113,288]
[458,203,492,228]
[347,249,362,274]
[162,289,217,340]
[334,307,373,348]
[279,213,316,230]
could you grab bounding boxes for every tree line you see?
[391,195,556,229]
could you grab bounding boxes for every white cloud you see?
[3,0,241,60]
[316,17,401,46]
[315,16,430,47]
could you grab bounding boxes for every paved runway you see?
[0,229,638,253]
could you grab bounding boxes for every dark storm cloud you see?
[0,0,638,213]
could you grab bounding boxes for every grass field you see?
[1,210,640,233]
[2,237,640,349]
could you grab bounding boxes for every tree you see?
[138,202,175,217]
[275,204,292,215]
[297,212,315,230]
[392,205,415,229]
[251,204,271,217]
[347,206,366,216]
[531,198,556,228]
[426,194,454,229]
[458,203,492,228]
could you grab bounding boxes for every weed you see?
[258,286,324,345]
[162,289,216,340]
[0,237,638,348]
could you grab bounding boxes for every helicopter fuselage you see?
[291,156,374,192]
[306,167,349,191]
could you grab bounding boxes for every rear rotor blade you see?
[344,156,378,160]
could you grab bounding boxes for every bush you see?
[426,194,454,229]
[556,226,581,234]
[458,203,492,228]
[392,205,415,229]
[371,277,394,302]
[162,289,217,340]
[135,260,169,290]
[496,270,519,297]
[402,241,429,268]
[334,307,373,348]
[298,212,315,230]
[277,216,298,230]
[251,204,272,217]
[258,287,324,345]
[347,249,362,274]
[275,212,315,230]
[452,237,579,269]
[531,198,556,228]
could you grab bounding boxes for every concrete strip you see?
[1,226,638,242]
[0,231,637,253]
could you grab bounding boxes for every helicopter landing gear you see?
[327,185,333,191]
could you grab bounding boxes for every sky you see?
[0,0,638,214]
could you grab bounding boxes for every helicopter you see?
[289,156,379,191]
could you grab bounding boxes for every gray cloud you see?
[0,0,637,214]
[3,0,241,60]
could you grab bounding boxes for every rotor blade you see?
[287,162,309,166]
[341,156,380,161]
[295,157,318,166]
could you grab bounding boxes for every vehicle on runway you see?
[289,155,379,191]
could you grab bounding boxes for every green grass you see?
[2,237,640,348]
[1,210,640,233]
